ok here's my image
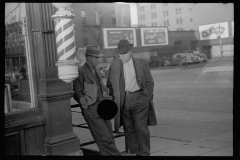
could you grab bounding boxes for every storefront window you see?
[5,3,35,113]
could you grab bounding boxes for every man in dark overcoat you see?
[107,40,157,156]
[73,45,121,156]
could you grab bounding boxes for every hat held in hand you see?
[84,45,103,57]
[114,39,133,54]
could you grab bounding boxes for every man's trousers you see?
[82,101,121,156]
[121,91,150,156]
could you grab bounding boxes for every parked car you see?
[184,50,208,62]
[173,53,194,64]
[149,56,165,67]
[163,56,185,66]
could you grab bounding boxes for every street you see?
[148,59,233,156]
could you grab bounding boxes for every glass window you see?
[95,10,102,25]
[111,11,116,25]
[81,10,86,24]
[177,18,179,24]
[5,3,35,113]
[163,11,165,16]
[166,10,168,16]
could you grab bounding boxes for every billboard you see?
[140,27,169,46]
[102,28,137,49]
[199,22,229,40]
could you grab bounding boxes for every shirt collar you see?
[123,57,133,65]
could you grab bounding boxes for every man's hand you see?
[80,97,88,109]
[105,95,113,100]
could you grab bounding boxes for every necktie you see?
[93,67,108,95]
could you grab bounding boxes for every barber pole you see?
[52,3,79,83]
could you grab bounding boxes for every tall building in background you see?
[71,3,131,48]
[137,3,233,31]
[115,3,131,27]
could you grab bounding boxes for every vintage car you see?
[183,50,208,62]
[163,56,185,66]
[172,53,195,64]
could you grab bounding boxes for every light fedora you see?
[114,39,133,54]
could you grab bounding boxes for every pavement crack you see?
[150,135,192,143]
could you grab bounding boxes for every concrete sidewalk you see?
[202,58,233,73]
[71,107,233,156]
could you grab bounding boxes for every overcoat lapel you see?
[119,62,125,109]
[83,64,95,84]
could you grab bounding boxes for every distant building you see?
[137,3,234,58]
[137,3,233,31]
[71,3,131,48]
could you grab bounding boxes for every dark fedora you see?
[114,39,133,54]
[84,45,103,57]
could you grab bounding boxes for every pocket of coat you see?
[136,92,149,104]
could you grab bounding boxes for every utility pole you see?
[218,24,223,63]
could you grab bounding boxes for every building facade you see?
[71,3,131,48]
[138,3,233,31]
[137,3,234,58]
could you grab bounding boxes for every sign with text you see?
[199,22,229,40]
[140,27,169,46]
[102,28,137,49]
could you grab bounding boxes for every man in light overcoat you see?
[107,40,157,156]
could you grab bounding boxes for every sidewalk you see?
[71,107,233,156]
[202,58,233,73]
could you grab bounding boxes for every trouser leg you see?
[82,104,121,156]
[122,91,150,156]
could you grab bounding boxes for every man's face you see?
[87,56,102,67]
[119,50,132,63]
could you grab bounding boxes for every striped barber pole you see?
[54,18,76,61]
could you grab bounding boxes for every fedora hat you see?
[84,45,103,57]
[114,39,133,54]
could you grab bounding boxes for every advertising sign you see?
[140,27,169,46]
[102,28,137,49]
[199,22,229,40]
